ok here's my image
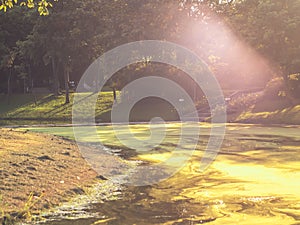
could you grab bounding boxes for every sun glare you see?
[184,13,275,90]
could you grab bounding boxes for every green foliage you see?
[227,1,300,76]
[219,0,300,98]
[0,0,300,100]
[0,0,57,15]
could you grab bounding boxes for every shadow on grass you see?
[45,92,97,118]
[0,94,48,116]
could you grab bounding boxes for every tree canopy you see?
[0,0,56,15]
[0,0,299,102]
[225,0,300,97]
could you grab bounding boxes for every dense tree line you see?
[0,0,299,103]
[226,0,300,100]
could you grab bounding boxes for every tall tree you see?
[0,6,35,96]
[226,0,300,100]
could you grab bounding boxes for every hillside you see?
[0,92,115,125]
[1,83,300,126]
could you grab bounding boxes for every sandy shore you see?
[0,128,124,223]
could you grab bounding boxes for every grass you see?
[2,91,300,126]
[0,92,116,125]
[0,192,43,225]
[0,93,179,126]
[225,91,300,125]
[0,192,41,225]
[0,94,47,114]
[235,101,300,125]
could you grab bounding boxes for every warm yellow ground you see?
[0,128,118,222]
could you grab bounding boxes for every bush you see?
[263,77,285,99]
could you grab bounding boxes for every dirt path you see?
[0,128,123,223]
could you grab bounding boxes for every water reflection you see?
[26,124,300,225]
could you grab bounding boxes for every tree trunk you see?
[113,87,117,102]
[6,68,12,105]
[51,56,60,96]
[64,65,70,104]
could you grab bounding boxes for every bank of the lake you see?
[233,101,300,125]
[0,128,127,224]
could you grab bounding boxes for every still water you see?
[26,123,300,225]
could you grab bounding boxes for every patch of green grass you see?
[236,104,300,125]
[0,93,180,125]
[0,92,115,125]
[0,94,48,114]
[252,98,291,113]
[228,93,300,125]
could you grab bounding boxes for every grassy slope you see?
[235,105,300,125]
[2,92,300,125]
[0,93,179,125]
[0,92,114,124]
[233,98,300,125]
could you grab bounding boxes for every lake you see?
[22,123,300,225]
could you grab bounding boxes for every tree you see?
[0,0,57,15]
[226,0,300,100]
[0,6,35,96]
[4,0,296,104]
[16,0,130,103]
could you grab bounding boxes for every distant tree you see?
[0,7,35,97]
[16,0,129,103]
[4,0,296,104]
